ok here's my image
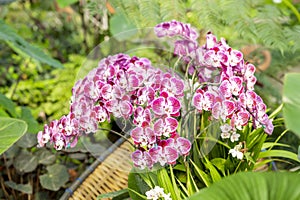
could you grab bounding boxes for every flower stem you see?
[98,127,134,147]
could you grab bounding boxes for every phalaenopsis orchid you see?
[37,20,273,169]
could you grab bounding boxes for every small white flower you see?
[221,131,230,139]
[273,0,282,3]
[145,186,172,200]
[220,124,232,139]
[220,124,232,133]
[230,132,240,142]
[229,143,243,160]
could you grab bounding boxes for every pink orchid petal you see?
[120,101,133,117]
[145,127,156,144]
[152,97,165,115]
[176,137,191,155]
[219,80,232,98]
[149,146,162,162]
[229,50,243,65]
[229,76,243,96]
[165,146,179,164]
[128,74,140,89]
[212,101,221,119]
[171,77,184,95]
[202,92,215,111]
[165,117,178,132]
[224,100,236,116]
[131,127,143,144]
[167,96,181,114]
[192,93,203,110]
[101,84,112,99]
[238,111,250,126]
[154,118,164,136]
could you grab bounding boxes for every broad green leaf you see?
[5,181,32,194]
[128,172,149,200]
[0,93,17,117]
[4,145,20,159]
[20,107,39,133]
[14,150,38,173]
[210,158,226,176]
[0,117,27,155]
[0,20,64,68]
[258,150,300,163]
[39,164,69,191]
[283,73,300,137]
[16,133,37,148]
[188,172,300,200]
[56,0,79,7]
[97,189,129,199]
[36,149,56,165]
[109,12,138,41]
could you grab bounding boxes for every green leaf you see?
[258,150,300,163]
[0,20,64,68]
[36,149,56,165]
[0,117,27,155]
[20,107,39,133]
[14,150,38,173]
[283,73,300,137]
[56,0,79,7]
[0,93,17,117]
[97,189,129,199]
[190,160,211,187]
[203,158,222,183]
[109,12,138,41]
[16,133,37,148]
[127,172,149,200]
[188,172,300,200]
[157,168,178,200]
[39,164,69,191]
[298,145,300,161]
[4,181,32,194]
[210,158,226,176]
[262,142,290,150]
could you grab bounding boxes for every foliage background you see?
[0,0,299,199]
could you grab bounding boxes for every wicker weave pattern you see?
[69,141,132,200]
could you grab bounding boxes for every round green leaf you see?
[4,181,32,194]
[36,149,56,165]
[13,150,38,173]
[188,172,300,200]
[283,73,300,137]
[0,117,27,155]
[39,164,69,191]
[16,133,37,148]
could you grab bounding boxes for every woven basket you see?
[60,137,132,200]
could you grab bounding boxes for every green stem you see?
[283,0,300,23]
[267,129,289,151]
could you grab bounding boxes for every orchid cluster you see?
[155,20,274,160]
[37,52,191,169]
[37,20,274,172]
